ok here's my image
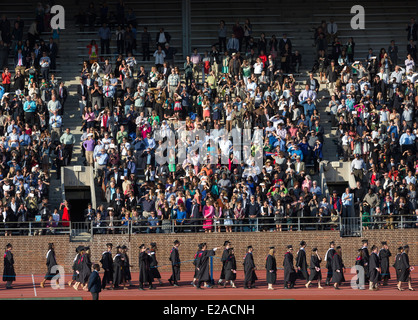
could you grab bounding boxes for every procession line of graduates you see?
[1,239,415,292]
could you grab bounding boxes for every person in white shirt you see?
[390,65,405,84]
[246,78,257,98]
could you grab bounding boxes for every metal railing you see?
[0,214,415,237]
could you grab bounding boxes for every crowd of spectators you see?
[0,4,73,235]
[0,2,417,236]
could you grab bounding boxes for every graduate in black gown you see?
[168,240,181,286]
[112,245,124,290]
[393,246,403,284]
[265,246,277,290]
[397,245,414,291]
[354,248,365,289]
[196,243,220,289]
[368,245,381,291]
[224,248,237,288]
[218,240,231,286]
[40,243,59,288]
[121,245,133,287]
[3,243,15,289]
[73,246,85,291]
[138,244,154,290]
[192,243,203,287]
[360,239,370,283]
[81,247,92,291]
[378,241,391,286]
[149,242,163,286]
[296,240,309,283]
[331,246,345,290]
[283,245,296,289]
[324,241,336,286]
[243,245,258,289]
[69,246,82,288]
[306,247,323,289]
[100,243,113,290]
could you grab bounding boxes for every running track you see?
[1,268,418,300]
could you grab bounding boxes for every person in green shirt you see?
[116,125,128,145]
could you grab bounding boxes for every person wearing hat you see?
[100,243,113,290]
[265,246,277,290]
[306,248,323,289]
[218,241,231,286]
[283,245,296,289]
[138,244,154,290]
[111,245,124,290]
[3,243,15,289]
[296,241,309,283]
[368,245,381,291]
[196,243,221,290]
[72,246,85,291]
[331,246,345,290]
[379,241,391,286]
[393,246,404,284]
[324,241,336,286]
[360,239,370,284]
[149,242,163,286]
[243,245,257,289]
[80,247,92,292]
[397,245,414,291]
[223,247,237,288]
[121,245,133,287]
[168,240,181,286]
[40,243,59,288]
[192,243,204,288]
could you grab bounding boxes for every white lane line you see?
[31,274,37,297]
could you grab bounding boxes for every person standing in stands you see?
[100,243,113,290]
[40,243,59,288]
[168,240,181,286]
[3,243,15,289]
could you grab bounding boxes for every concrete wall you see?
[2,230,417,275]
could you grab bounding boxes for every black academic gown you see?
[393,253,401,281]
[169,247,181,284]
[71,254,79,281]
[265,254,277,284]
[100,251,113,287]
[149,250,161,280]
[325,248,335,280]
[122,253,132,281]
[113,254,123,286]
[224,255,237,281]
[197,249,216,285]
[361,246,370,280]
[379,248,391,279]
[220,249,229,280]
[369,252,380,283]
[308,254,322,281]
[331,253,345,284]
[296,248,309,281]
[243,252,258,287]
[283,252,296,286]
[81,254,92,283]
[45,249,58,280]
[138,251,152,287]
[399,252,411,283]
[3,250,15,282]
[193,250,202,278]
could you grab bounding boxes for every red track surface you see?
[2,268,417,300]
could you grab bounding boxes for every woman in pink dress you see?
[60,200,70,227]
[202,199,214,233]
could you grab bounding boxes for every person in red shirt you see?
[1,67,11,93]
